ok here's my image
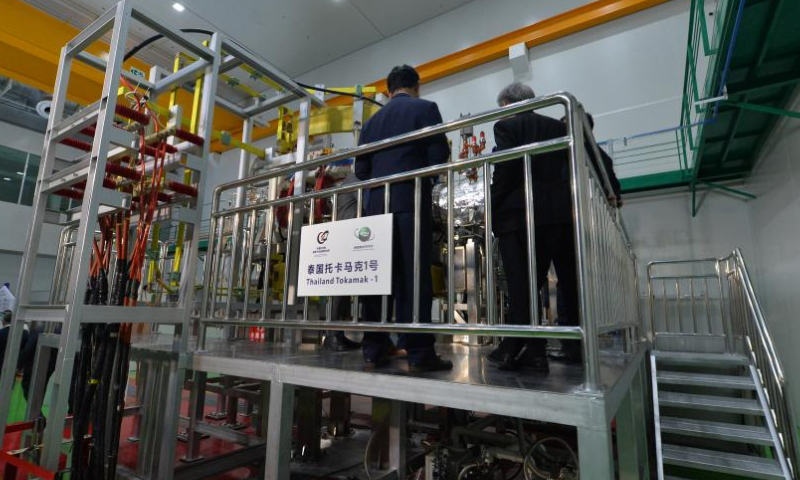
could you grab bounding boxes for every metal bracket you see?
[725,100,800,119]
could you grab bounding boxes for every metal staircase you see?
[652,352,788,479]
[648,251,797,480]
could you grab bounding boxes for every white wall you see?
[0,121,64,257]
[0,121,45,154]
[198,0,692,221]
[297,0,595,85]
[0,251,56,302]
[622,191,754,292]
[298,0,690,175]
[743,89,800,417]
[0,121,84,161]
[0,121,76,296]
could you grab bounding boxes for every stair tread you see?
[659,391,764,415]
[657,371,756,389]
[653,351,749,366]
[662,444,784,479]
[661,416,773,445]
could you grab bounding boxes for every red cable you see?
[174,129,205,147]
[166,181,198,198]
[105,162,142,181]
[114,104,150,126]
[59,137,92,152]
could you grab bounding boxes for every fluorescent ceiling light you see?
[16,171,23,175]
[172,2,185,12]
[3,178,10,181]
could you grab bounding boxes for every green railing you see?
[680,0,740,181]
[600,0,740,194]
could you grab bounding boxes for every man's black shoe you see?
[409,356,453,373]
[364,353,391,370]
[562,341,583,364]
[518,354,549,373]
[517,343,550,373]
[324,334,361,352]
[487,348,519,371]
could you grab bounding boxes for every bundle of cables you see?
[69,76,179,480]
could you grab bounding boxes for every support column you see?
[371,398,407,479]
[296,387,322,460]
[389,400,407,479]
[578,425,614,480]
[615,389,641,480]
[255,380,270,437]
[328,391,352,437]
[633,363,652,478]
[264,380,295,480]
[182,371,207,462]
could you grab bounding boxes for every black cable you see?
[123,29,214,61]
[124,30,384,107]
[295,82,384,107]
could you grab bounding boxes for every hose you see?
[523,437,578,480]
[363,416,390,480]
[458,463,482,480]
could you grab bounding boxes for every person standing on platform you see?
[488,82,579,373]
[355,65,452,372]
[547,113,623,362]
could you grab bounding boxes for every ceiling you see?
[25,0,476,78]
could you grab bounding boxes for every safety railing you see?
[724,249,798,477]
[648,250,798,475]
[680,0,740,175]
[198,92,641,391]
[646,258,730,353]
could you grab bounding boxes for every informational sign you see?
[129,67,146,78]
[297,214,393,297]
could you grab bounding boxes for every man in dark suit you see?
[355,65,452,372]
[547,114,623,363]
[488,82,579,372]
[586,113,623,206]
[560,113,623,207]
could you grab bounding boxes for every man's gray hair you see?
[497,82,535,106]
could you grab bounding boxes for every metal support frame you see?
[201,92,640,392]
[0,1,320,478]
[264,380,295,480]
[691,178,756,216]
[647,250,799,475]
[724,100,800,120]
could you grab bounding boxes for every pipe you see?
[712,0,746,117]
[213,94,570,201]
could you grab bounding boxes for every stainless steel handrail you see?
[200,91,640,392]
[211,93,619,215]
[647,250,798,476]
[728,248,797,477]
[210,138,569,218]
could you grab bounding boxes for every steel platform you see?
[134,337,652,479]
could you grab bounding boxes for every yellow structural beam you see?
[0,0,243,132]
[5,0,672,154]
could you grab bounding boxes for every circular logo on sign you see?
[354,227,374,242]
[317,231,329,244]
